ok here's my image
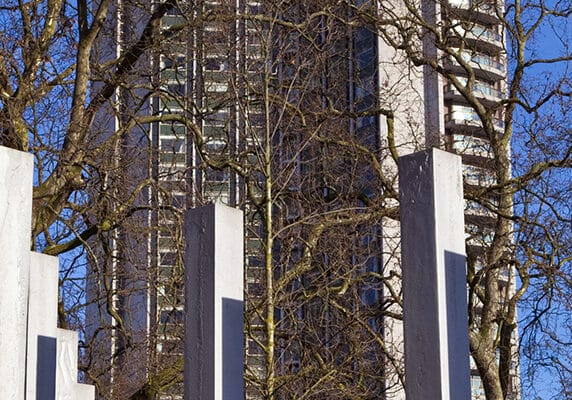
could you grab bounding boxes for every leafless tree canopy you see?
[0,0,570,399]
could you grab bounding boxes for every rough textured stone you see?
[184,204,244,400]
[399,148,471,400]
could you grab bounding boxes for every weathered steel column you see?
[399,148,471,400]
[184,203,244,400]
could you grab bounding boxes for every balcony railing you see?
[448,0,503,18]
[452,22,502,43]
[470,53,504,72]
[447,50,506,80]
[445,108,505,131]
[445,81,504,101]
[453,134,494,158]
[450,24,504,53]
[472,26,502,42]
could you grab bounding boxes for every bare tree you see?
[1,0,188,397]
[2,0,570,399]
[155,2,408,398]
[350,0,572,398]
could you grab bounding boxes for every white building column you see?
[184,203,244,400]
[399,148,471,400]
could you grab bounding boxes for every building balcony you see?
[451,133,495,158]
[463,164,497,187]
[445,52,506,81]
[466,223,495,247]
[445,108,505,133]
[465,199,496,220]
[444,81,505,105]
[449,22,504,53]
[447,0,504,25]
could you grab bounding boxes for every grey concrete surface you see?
[27,253,59,400]
[0,146,33,400]
[399,148,471,400]
[184,203,244,400]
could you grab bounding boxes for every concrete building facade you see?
[86,0,518,399]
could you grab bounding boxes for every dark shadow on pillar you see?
[36,335,57,400]
[444,250,471,400]
[222,297,244,400]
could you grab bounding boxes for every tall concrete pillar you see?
[27,253,59,400]
[0,146,33,400]
[399,148,471,400]
[184,203,244,400]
